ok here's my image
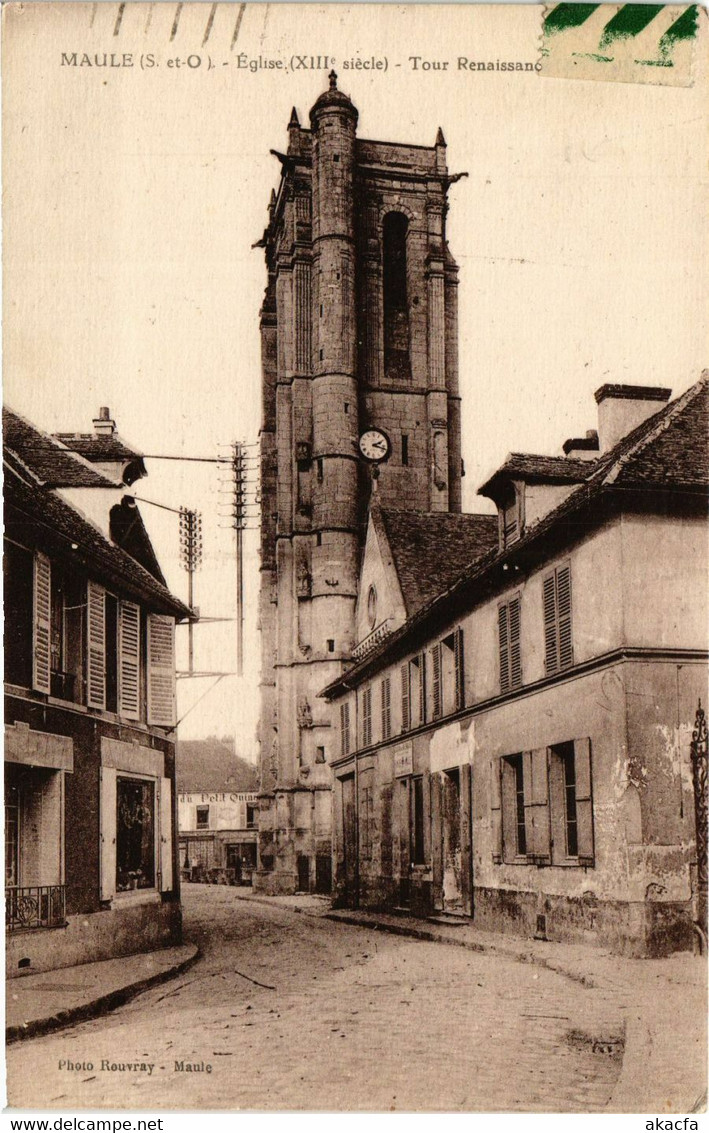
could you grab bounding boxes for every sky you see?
[4,2,708,749]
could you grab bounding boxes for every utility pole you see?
[179,507,203,675]
[233,443,246,677]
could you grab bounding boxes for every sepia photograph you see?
[2,0,708,1116]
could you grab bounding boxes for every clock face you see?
[358,429,391,463]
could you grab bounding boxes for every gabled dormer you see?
[479,455,594,550]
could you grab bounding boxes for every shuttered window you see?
[498,596,522,694]
[340,701,351,756]
[381,676,392,740]
[32,552,52,694]
[401,663,411,732]
[362,687,372,748]
[118,601,141,720]
[147,614,176,727]
[417,653,426,725]
[543,564,573,675]
[431,643,443,720]
[454,627,465,711]
[87,581,107,710]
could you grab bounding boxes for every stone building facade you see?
[323,379,709,956]
[256,75,464,893]
[4,407,189,976]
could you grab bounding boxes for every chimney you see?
[93,406,116,437]
[562,429,599,462]
[594,384,671,453]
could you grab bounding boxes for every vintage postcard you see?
[3,0,708,1116]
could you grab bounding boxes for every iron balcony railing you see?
[5,885,66,933]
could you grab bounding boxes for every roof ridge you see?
[601,375,707,487]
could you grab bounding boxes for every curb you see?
[323,910,598,988]
[6,944,201,1045]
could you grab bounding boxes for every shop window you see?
[116,777,155,892]
[498,596,522,694]
[410,776,426,866]
[196,805,209,830]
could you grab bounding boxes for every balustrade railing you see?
[5,885,66,932]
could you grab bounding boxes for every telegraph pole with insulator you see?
[233,442,246,677]
[179,507,203,675]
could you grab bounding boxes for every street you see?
[7,885,626,1111]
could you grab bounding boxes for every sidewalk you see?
[232,889,707,1114]
[6,942,199,1044]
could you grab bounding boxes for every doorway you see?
[341,774,358,907]
[442,768,464,914]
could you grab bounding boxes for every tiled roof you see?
[478,453,596,501]
[3,408,118,489]
[4,463,190,619]
[322,374,708,698]
[375,507,498,616]
[53,433,143,462]
[601,378,708,489]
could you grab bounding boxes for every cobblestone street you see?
[6,885,632,1112]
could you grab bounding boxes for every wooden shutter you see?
[159,777,174,892]
[118,601,141,720]
[431,643,442,719]
[401,663,411,731]
[418,652,427,725]
[147,614,176,727]
[543,573,558,675]
[340,702,350,756]
[509,597,522,689]
[382,677,391,739]
[557,566,573,670]
[362,688,371,747]
[523,748,551,864]
[430,772,443,909]
[87,581,106,709]
[490,758,502,863]
[460,763,473,916]
[498,603,510,693]
[99,765,117,900]
[574,737,594,865]
[32,552,52,694]
[454,627,465,711]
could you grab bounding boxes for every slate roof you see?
[322,373,708,698]
[478,453,597,502]
[4,408,118,489]
[374,507,498,616]
[176,740,259,794]
[53,433,143,462]
[4,462,190,620]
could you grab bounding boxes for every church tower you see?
[255,74,464,894]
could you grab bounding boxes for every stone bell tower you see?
[255,74,464,894]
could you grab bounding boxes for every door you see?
[341,774,358,907]
[442,768,464,914]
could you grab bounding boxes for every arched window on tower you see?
[383,212,411,380]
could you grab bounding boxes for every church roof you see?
[373,507,498,616]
